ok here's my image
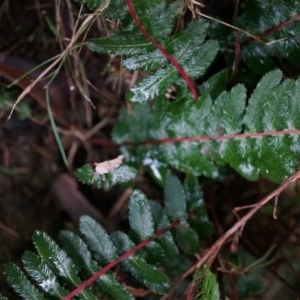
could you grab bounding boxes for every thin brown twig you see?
[126,129,300,146]
[8,0,110,119]
[0,220,20,238]
[182,168,300,279]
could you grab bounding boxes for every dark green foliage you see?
[110,231,170,294]
[22,251,68,297]
[164,173,187,219]
[113,70,300,182]
[74,163,137,189]
[174,222,200,254]
[4,263,45,300]
[4,0,300,299]
[129,190,155,238]
[209,0,300,82]
[237,0,300,76]
[4,174,214,299]
[88,0,219,103]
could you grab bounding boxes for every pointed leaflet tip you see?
[125,0,199,100]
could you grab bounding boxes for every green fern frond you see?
[74,163,137,189]
[4,174,212,299]
[113,69,300,182]
[4,263,46,300]
[22,251,68,297]
[87,0,219,103]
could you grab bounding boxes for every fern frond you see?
[113,69,300,182]
[4,263,46,300]
[4,174,212,299]
[164,173,187,219]
[22,251,67,297]
[87,1,219,102]
[110,231,170,294]
[129,190,155,239]
[209,0,300,79]
[74,163,137,189]
[79,216,119,264]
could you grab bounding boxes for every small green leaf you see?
[143,240,167,265]
[164,173,186,219]
[32,231,79,284]
[129,190,155,239]
[4,263,45,300]
[59,231,98,274]
[127,67,179,103]
[79,216,119,264]
[122,254,170,295]
[174,222,200,255]
[96,274,134,300]
[74,164,94,185]
[184,174,204,210]
[209,84,246,134]
[149,200,169,229]
[88,34,153,56]
[102,0,127,18]
[107,165,137,187]
[132,0,179,39]
[195,267,220,300]
[123,49,167,71]
[200,68,230,99]
[111,232,170,294]
[74,164,136,189]
[243,70,283,132]
[184,175,214,237]
[22,251,67,297]
[59,230,133,300]
[32,232,97,300]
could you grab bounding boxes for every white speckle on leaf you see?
[291,143,300,153]
[40,278,57,292]
[239,162,254,176]
[143,157,162,181]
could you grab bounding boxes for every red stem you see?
[90,129,300,148]
[124,129,300,146]
[63,218,182,299]
[125,0,198,100]
[245,13,300,44]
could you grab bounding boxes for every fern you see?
[87,0,218,102]
[74,162,137,189]
[3,174,214,299]
[76,0,300,183]
[3,0,300,298]
[209,0,300,80]
[113,69,300,182]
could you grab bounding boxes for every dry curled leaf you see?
[94,155,124,175]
